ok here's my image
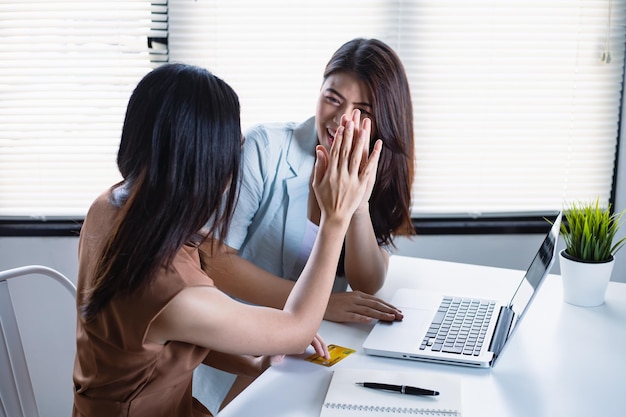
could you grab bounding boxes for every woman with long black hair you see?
[72,63,380,416]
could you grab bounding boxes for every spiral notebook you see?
[320,368,462,416]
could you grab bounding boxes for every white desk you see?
[218,256,626,417]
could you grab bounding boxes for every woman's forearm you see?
[343,207,389,294]
[199,239,295,309]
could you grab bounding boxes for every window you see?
[0,0,156,217]
[169,0,626,216]
[1,1,625,220]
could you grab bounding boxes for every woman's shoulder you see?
[171,244,214,288]
[82,188,117,234]
[241,117,316,175]
[244,117,315,149]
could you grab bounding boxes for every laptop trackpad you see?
[364,305,434,351]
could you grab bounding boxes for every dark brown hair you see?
[324,38,415,247]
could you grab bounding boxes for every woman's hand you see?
[310,333,330,359]
[324,291,403,323]
[348,110,379,213]
[312,109,382,226]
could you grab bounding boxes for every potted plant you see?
[559,199,626,307]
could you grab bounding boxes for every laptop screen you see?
[507,212,561,328]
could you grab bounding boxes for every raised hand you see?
[312,110,382,225]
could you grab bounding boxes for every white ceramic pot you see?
[559,249,615,307]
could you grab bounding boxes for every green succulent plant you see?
[560,199,626,262]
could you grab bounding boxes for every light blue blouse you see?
[225,117,320,282]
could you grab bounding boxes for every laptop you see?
[362,212,562,368]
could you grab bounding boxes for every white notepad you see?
[320,368,462,416]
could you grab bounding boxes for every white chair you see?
[0,265,76,417]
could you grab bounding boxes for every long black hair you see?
[82,63,241,319]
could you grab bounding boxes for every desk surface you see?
[218,256,626,417]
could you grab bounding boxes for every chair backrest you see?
[0,266,76,417]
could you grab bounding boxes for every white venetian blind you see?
[169,0,626,216]
[399,1,626,214]
[0,0,154,217]
[1,1,624,218]
[168,1,393,130]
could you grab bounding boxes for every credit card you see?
[305,344,356,367]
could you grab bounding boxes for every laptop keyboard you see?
[419,296,496,356]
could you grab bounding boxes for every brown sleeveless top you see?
[73,190,213,417]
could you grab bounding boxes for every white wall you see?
[0,237,78,417]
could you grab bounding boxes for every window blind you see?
[1,1,624,218]
[0,0,154,217]
[169,0,626,216]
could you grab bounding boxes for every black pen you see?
[356,382,440,396]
